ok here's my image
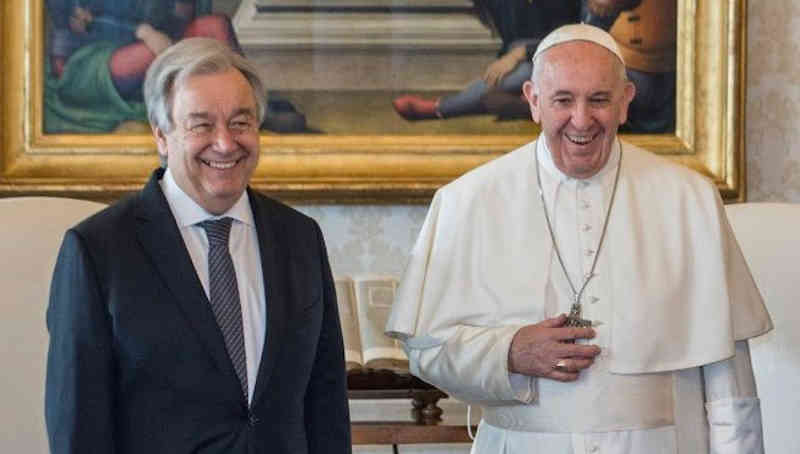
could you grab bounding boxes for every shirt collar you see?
[535,135,621,186]
[160,168,255,228]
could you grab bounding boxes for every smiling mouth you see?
[201,158,243,170]
[565,132,599,145]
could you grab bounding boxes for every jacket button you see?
[248,412,260,427]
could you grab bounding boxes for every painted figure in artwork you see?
[45,0,305,134]
[392,0,580,122]
[604,0,677,133]
[45,0,238,133]
[392,0,676,133]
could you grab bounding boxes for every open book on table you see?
[335,276,409,373]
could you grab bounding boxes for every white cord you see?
[467,405,475,440]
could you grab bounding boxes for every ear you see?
[153,126,169,162]
[618,80,637,125]
[522,80,541,124]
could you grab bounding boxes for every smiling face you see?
[155,68,260,214]
[523,41,635,179]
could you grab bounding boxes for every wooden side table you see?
[352,422,474,453]
[348,369,475,452]
[348,369,451,425]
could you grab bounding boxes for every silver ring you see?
[553,359,568,372]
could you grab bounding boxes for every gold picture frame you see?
[0,0,747,203]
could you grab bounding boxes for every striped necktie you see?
[200,217,248,401]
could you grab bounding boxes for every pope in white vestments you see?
[385,24,772,454]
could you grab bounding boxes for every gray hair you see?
[143,37,267,135]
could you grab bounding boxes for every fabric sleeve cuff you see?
[508,372,537,404]
[706,397,764,453]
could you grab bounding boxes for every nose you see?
[213,126,237,153]
[570,101,593,130]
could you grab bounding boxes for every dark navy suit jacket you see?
[45,168,351,453]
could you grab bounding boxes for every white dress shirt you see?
[160,169,266,404]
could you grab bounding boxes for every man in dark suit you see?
[45,37,351,453]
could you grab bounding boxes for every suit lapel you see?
[134,170,240,387]
[249,191,289,406]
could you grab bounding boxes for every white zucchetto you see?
[532,23,626,66]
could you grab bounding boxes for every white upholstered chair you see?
[0,197,106,452]
[725,202,800,453]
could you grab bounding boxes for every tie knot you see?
[200,217,233,246]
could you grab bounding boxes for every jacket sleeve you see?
[703,340,765,453]
[45,229,116,453]
[304,222,352,454]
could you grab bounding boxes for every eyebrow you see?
[186,112,212,121]
[549,90,613,99]
[185,108,256,122]
[229,108,256,119]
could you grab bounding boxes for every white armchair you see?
[0,197,106,452]
[725,202,800,453]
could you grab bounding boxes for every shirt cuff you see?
[508,372,537,404]
[706,397,764,454]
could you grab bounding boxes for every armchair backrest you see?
[725,202,800,453]
[0,197,106,452]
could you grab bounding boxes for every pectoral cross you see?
[565,302,592,328]
[562,301,593,344]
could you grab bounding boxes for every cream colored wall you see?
[302,0,800,278]
[746,0,800,202]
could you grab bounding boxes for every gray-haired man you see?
[46,38,351,454]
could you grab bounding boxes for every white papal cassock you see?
[386,139,772,454]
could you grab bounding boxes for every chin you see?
[204,182,246,199]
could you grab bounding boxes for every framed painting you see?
[0,0,747,202]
